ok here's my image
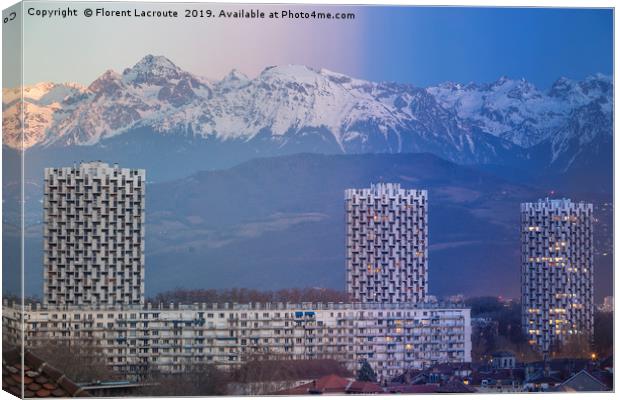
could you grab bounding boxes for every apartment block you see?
[43,162,145,307]
[3,301,471,381]
[346,183,428,303]
[521,198,594,357]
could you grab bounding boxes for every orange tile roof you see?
[273,374,391,395]
[2,348,90,398]
[273,374,354,395]
[315,374,351,392]
[346,380,383,393]
[386,384,440,393]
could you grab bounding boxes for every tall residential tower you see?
[43,162,145,306]
[345,183,428,303]
[521,198,594,357]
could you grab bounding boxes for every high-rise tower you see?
[345,183,428,303]
[521,198,594,357]
[43,162,145,306]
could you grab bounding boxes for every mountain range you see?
[2,55,613,182]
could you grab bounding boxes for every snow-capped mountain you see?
[3,82,86,148]
[427,74,612,149]
[2,55,612,173]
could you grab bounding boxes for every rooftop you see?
[6,299,468,313]
[2,348,89,398]
[554,370,610,392]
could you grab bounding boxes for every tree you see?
[137,364,231,396]
[228,356,352,395]
[466,297,504,316]
[357,359,377,382]
[30,340,115,383]
[148,287,350,305]
[555,333,592,359]
[593,311,613,357]
[466,297,546,363]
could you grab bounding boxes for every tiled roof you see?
[272,374,352,395]
[390,369,423,384]
[432,362,472,374]
[313,374,351,393]
[469,368,524,385]
[386,384,440,393]
[525,358,590,371]
[272,374,387,395]
[346,380,383,394]
[2,348,90,398]
[589,370,613,389]
[524,373,562,385]
[271,382,314,395]
[554,370,610,392]
[436,380,477,393]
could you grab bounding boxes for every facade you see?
[491,351,516,369]
[520,198,594,357]
[345,183,428,303]
[43,162,146,307]
[3,301,471,380]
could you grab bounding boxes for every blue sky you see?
[13,4,614,88]
[361,7,613,88]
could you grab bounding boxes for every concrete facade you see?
[520,198,594,357]
[345,184,428,303]
[3,301,471,380]
[43,162,145,306]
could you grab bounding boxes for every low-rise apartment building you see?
[3,301,471,380]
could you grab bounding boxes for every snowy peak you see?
[548,77,575,98]
[35,83,86,105]
[122,54,185,85]
[88,69,124,95]
[318,67,369,89]
[3,82,85,106]
[435,81,466,91]
[492,75,511,87]
[548,74,611,102]
[224,69,249,83]
[504,79,539,100]
[2,82,86,149]
[427,74,612,148]
[217,69,250,91]
[259,64,323,85]
[582,73,612,91]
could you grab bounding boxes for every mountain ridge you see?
[3,54,612,174]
